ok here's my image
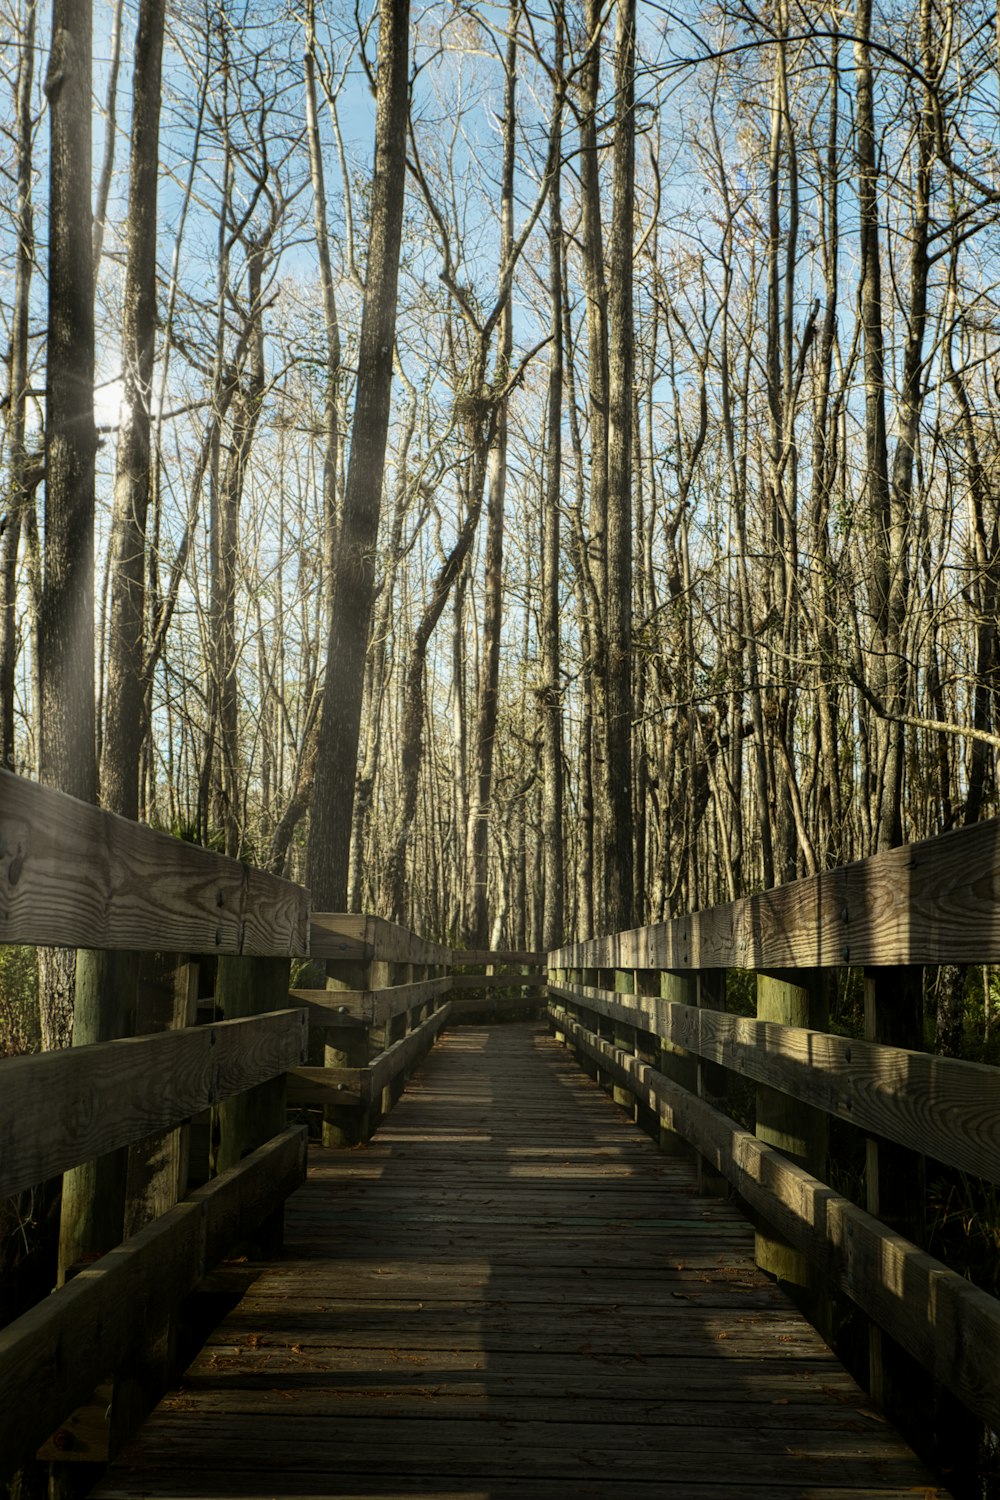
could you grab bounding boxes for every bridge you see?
[1,767,998,1497]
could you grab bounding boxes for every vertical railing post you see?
[695,969,728,1194]
[213,955,291,1253]
[754,969,828,1290]
[864,966,925,1411]
[611,968,637,1118]
[111,954,199,1451]
[387,958,413,1110]
[368,955,394,1122]
[57,949,139,1285]
[588,965,610,1088]
[550,964,566,1042]
[657,970,697,1157]
[632,968,662,1139]
[323,945,373,1147]
[123,957,199,1230]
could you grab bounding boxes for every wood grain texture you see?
[308,913,372,962]
[286,1066,364,1105]
[364,1001,450,1097]
[453,948,546,965]
[0,1125,306,1483]
[310,914,453,967]
[290,977,451,1025]
[94,1024,940,1500]
[289,1003,451,1106]
[0,769,309,954]
[450,993,544,1018]
[447,973,545,991]
[367,917,452,967]
[291,1000,368,1032]
[550,1003,1000,1435]
[0,1009,307,1198]
[367,977,452,1024]
[552,814,1000,970]
[550,981,1000,1182]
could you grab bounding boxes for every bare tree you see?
[309,0,410,913]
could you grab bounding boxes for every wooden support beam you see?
[308,915,453,968]
[368,920,452,968]
[548,1005,1000,1436]
[286,1066,364,1106]
[320,949,373,1147]
[546,980,1000,1181]
[611,969,636,1118]
[695,970,728,1195]
[754,971,828,1291]
[308,913,371,962]
[446,973,545,991]
[290,978,453,1027]
[287,1002,451,1107]
[212,958,295,1255]
[864,967,926,1421]
[655,971,696,1158]
[0,1009,307,1199]
[452,949,546,966]
[0,1127,306,1484]
[0,769,308,955]
[365,1002,451,1100]
[57,948,139,1284]
[551,815,1000,971]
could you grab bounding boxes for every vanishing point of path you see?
[95,1022,944,1500]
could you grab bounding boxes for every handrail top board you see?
[290,975,451,1025]
[0,770,309,955]
[308,913,452,966]
[551,814,1000,970]
[452,949,546,966]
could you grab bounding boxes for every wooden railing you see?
[546,815,1000,1452]
[0,769,543,1482]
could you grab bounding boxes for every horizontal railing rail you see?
[546,1005,1000,1430]
[0,1127,306,1475]
[0,769,309,956]
[545,811,1000,1463]
[0,1009,308,1200]
[546,980,1000,1183]
[0,769,542,1480]
[550,814,1000,971]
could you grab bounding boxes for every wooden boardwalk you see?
[95,1022,945,1500]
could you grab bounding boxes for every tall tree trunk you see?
[91,0,123,270]
[347,402,417,908]
[809,24,843,867]
[601,0,636,930]
[855,0,901,851]
[383,445,493,922]
[38,0,97,1062]
[0,0,37,773]
[466,3,517,947]
[40,0,97,806]
[215,242,267,856]
[102,0,166,819]
[541,17,565,952]
[309,0,409,912]
[578,0,610,925]
[450,569,469,928]
[303,0,342,621]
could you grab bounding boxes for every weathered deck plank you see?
[94,1023,947,1499]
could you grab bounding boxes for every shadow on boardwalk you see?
[94,1023,947,1499]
